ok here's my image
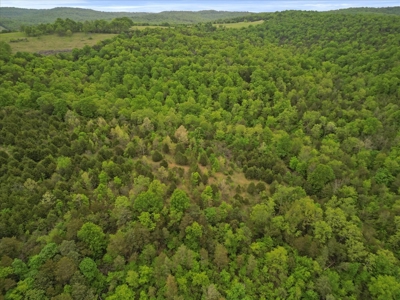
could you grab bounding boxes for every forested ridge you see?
[331,6,400,15]
[209,6,400,24]
[0,7,251,31]
[3,6,399,32]
[1,10,400,299]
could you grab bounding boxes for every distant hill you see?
[330,6,400,15]
[2,6,398,32]
[0,7,252,31]
[212,6,400,25]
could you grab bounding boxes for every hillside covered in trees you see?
[1,9,400,300]
[332,6,400,15]
[0,7,252,31]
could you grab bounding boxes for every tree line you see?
[20,17,137,37]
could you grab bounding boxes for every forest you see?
[0,7,251,32]
[20,17,137,37]
[1,8,400,300]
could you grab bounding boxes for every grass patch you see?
[0,32,117,54]
[130,25,169,30]
[214,20,264,29]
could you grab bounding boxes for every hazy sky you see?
[2,0,398,12]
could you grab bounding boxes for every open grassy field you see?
[214,20,264,29]
[0,32,117,54]
[131,25,169,30]
[0,22,263,55]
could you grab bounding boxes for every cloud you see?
[2,0,88,9]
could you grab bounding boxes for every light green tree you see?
[77,222,106,258]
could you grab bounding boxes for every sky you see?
[1,0,399,12]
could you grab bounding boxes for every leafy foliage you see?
[1,8,400,299]
[1,7,252,31]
